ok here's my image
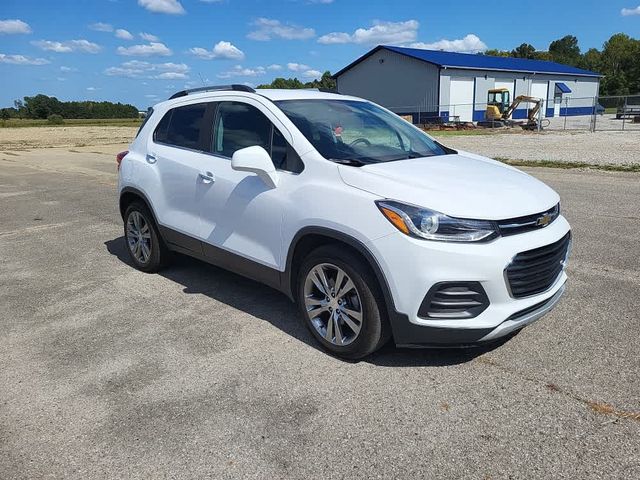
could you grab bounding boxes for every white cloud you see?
[317,32,351,44]
[287,62,311,71]
[318,20,419,45]
[267,64,282,70]
[115,29,134,40]
[0,53,50,65]
[87,87,99,91]
[138,0,185,15]
[117,42,172,56]
[60,66,77,72]
[309,0,334,3]
[621,5,640,15]
[156,71,188,79]
[0,19,32,35]
[105,60,189,79]
[408,34,487,53]
[189,41,245,60]
[302,69,321,79]
[89,22,113,32]
[247,18,315,41]
[31,39,101,53]
[217,65,266,78]
[140,32,159,41]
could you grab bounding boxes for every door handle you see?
[146,154,157,164]
[199,171,215,184]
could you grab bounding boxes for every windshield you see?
[275,99,449,164]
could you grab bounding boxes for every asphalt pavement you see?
[1,146,638,479]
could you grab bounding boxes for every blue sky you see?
[1,0,639,109]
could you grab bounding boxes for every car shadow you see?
[105,236,508,367]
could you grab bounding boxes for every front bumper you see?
[368,216,571,347]
[387,282,566,347]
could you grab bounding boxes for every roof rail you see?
[169,84,256,100]
[318,88,341,94]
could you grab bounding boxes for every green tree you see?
[511,43,537,59]
[257,71,337,91]
[549,35,581,66]
[578,48,602,73]
[483,49,511,57]
[600,33,640,95]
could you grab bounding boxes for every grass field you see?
[0,118,143,128]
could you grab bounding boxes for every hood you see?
[338,151,559,220]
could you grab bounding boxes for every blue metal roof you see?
[334,45,601,78]
[555,82,572,93]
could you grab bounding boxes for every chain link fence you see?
[388,94,640,132]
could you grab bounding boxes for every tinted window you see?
[213,102,271,158]
[154,103,208,150]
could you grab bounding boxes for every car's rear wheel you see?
[123,202,169,273]
[297,245,390,359]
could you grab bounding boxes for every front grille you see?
[497,204,560,237]
[418,282,489,319]
[505,232,571,298]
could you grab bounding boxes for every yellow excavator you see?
[481,88,545,130]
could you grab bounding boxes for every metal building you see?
[334,45,601,123]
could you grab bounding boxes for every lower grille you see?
[505,232,571,298]
[418,282,489,319]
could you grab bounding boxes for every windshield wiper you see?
[330,158,367,166]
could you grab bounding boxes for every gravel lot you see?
[0,145,639,479]
[436,130,640,166]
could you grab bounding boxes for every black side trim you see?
[201,241,281,291]
[157,225,282,292]
[158,225,202,256]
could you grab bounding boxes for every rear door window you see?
[154,102,209,150]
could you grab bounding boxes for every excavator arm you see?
[503,95,542,121]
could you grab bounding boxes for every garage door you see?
[449,77,474,122]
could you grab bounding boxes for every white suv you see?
[117,85,571,359]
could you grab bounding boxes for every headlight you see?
[376,200,498,243]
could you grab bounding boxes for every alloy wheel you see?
[126,211,152,264]
[303,263,364,346]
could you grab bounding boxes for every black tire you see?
[123,201,170,273]
[296,244,391,359]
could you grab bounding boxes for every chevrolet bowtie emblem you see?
[536,214,552,227]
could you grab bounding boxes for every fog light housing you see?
[418,282,490,319]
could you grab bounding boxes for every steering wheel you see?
[349,138,371,147]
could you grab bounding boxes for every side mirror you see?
[231,146,279,188]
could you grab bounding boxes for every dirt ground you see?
[0,126,138,150]
[1,126,638,167]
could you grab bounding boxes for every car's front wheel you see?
[297,245,390,359]
[123,202,169,273]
